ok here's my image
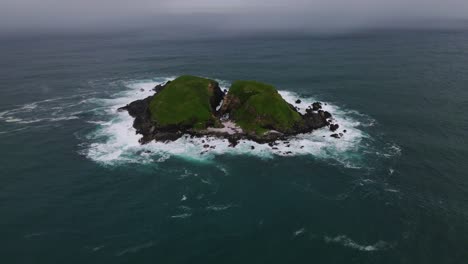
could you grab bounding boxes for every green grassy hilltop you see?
[148,76,305,134]
[149,75,221,129]
[222,80,303,134]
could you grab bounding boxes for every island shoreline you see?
[118,77,342,146]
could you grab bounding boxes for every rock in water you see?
[312,102,322,111]
[318,110,332,119]
[330,124,339,132]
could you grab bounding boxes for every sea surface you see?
[1,30,468,263]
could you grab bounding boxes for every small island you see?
[119,75,341,146]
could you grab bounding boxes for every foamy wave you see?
[293,228,306,237]
[375,143,402,159]
[84,77,371,166]
[116,241,154,256]
[206,204,235,211]
[3,116,79,124]
[324,235,389,251]
[0,93,96,126]
[170,213,192,219]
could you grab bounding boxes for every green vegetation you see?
[148,76,303,134]
[226,80,303,134]
[149,75,218,129]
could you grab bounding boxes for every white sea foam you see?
[84,77,371,166]
[178,205,192,211]
[0,93,94,126]
[206,204,235,211]
[0,127,29,135]
[170,213,192,219]
[116,241,154,256]
[92,245,105,252]
[324,235,389,251]
[294,228,306,237]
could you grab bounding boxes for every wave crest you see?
[324,235,390,251]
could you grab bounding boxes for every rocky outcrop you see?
[218,93,241,116]
[118,95,158,143]
[330,123,339,132]
[312,102,322,111]
[118,96,153,134]
[153,81,170,93]
[303,111,329,130]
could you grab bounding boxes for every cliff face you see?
[119,76,335,145]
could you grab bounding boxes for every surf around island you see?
[118,75,343,147]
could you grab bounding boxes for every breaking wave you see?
[0,93,96,128]
[324,235,390,251]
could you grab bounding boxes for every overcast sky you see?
[1,0,468,33]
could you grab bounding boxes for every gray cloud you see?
[1,0,468,34]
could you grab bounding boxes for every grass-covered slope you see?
[223,80,303,134]
[149,75,221,129]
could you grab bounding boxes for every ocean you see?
[1,30,467,263]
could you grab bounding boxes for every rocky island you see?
[119,75,341,146]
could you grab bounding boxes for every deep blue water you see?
[1,30,468,263]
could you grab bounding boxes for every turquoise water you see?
[1,30,468,263]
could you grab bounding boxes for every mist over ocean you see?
[1,29,468,263]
